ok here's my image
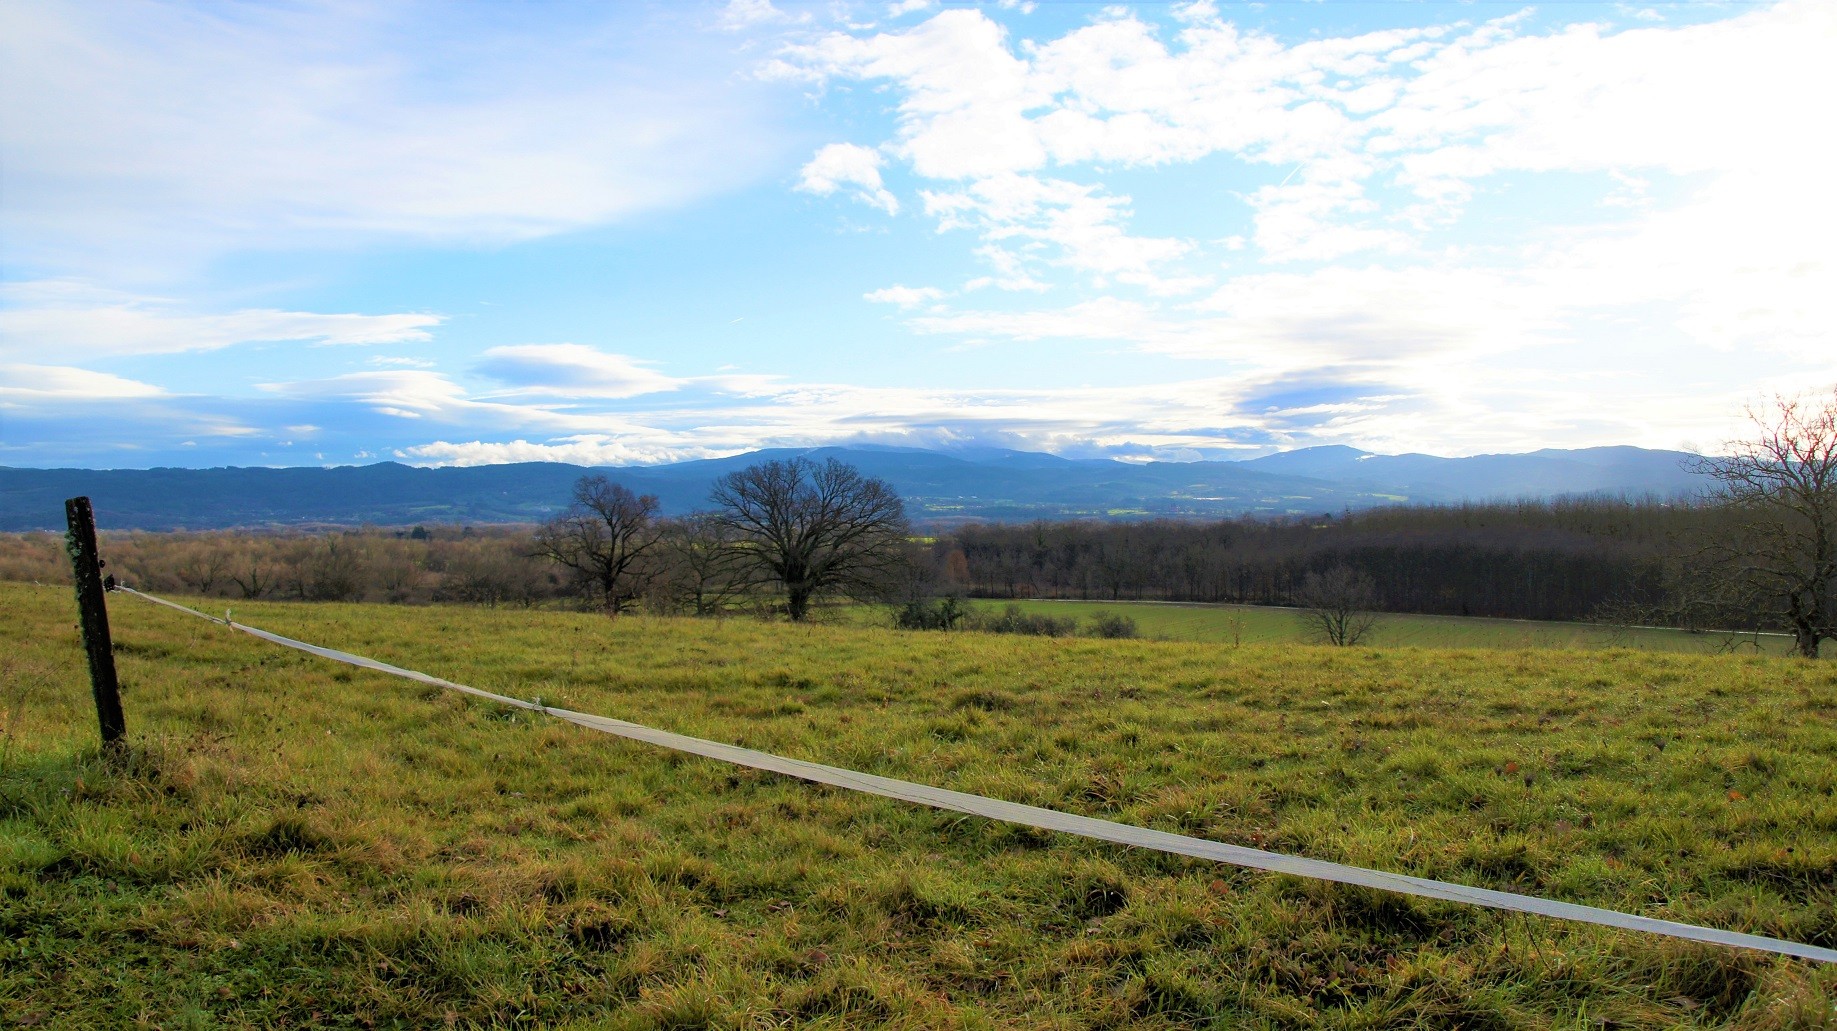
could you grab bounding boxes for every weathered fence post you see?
[64,496,126,748]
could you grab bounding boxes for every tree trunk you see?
[787,587,811,622]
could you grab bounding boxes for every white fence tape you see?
[114,586,1836,965]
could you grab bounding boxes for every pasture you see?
[2,580,1833,1029]
[890,599,1793,655]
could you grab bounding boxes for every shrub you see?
[967,604,1076,637]
[1086,612,1138,639]
[893,596,968,631]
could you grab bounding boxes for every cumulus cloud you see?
[777,0,1836,282]
[797,143,900,214]
[864,285,945,308]
[782,12,1047,181]
[763,0,1834,457]
[923,174,1194,290]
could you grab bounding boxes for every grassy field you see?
[3,579,1834,1029]
[867,599,1793,655]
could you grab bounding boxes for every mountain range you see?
[0,444,1709,532]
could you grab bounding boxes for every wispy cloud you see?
[475,344,684,399]
[0,364,167,400]
[0,282,440,361]
[4,1,1829,470]
[1,1,795,277]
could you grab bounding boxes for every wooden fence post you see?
[64,496,126,748]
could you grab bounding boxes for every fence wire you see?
[114,585,1837,965]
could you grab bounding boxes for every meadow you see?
[914,600,1794,655]
[2,579,1834,1029]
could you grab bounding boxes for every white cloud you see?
[474,344,682,399]
[922,174,1195,291]
[257,370,689,439]
[777,0,1837,284]
[0,2,793,276]
[864,285,945,308]
[909,296,1167,344]
[1187,264,1555,363]
[0,282,440,360]
[392,375,1282,466]
[261,371,471,419]
[717,0,806,32]
[401,435,729,468]
[781,11,1048,180]
[903,271,1543,373]
[797,143,900,215]
[0,364,167,400]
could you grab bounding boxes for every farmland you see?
[2,580,1834,1028]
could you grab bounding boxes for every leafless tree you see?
[229,550,274,599]
[291,536,365,602]
[1294,564,1382,647]
[532,475,662,614]
[173,541,228,595]
[1691,389,1837,658]
[655,511,747,616]
[709,457,910,621]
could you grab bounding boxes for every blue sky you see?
[2,0,1831,469]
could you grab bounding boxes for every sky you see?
[2,0,1832,469]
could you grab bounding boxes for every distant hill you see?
[0,444,1709,531]
[1242,444,1704,500]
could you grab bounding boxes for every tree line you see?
[0,489,1740,624]
[6,390,1832,654]
[934,496,1699,621]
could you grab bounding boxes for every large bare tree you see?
[1693,390,1837,658]
[709,457,909,621]
[1293,564,1382,647]
[532,475,662,614]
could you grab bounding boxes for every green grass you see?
[870,599,1792,654]
[3,580,1834,1029]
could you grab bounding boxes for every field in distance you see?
[858,599,1794,655]
[3,580,1833,1029]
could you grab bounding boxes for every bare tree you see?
[1691,390,1837,658]
[709,457,910,621]
[173,540,228,596]
[532,475,662,614]
[1294,564,1382,646]
[229,549,274,599]
[655,511,747,616]
[292,536,365,602]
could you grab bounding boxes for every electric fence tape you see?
[115,585,1837,965]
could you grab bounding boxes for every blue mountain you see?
[0,444,1709,531]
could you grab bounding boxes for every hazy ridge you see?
[0,444,1706,531]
